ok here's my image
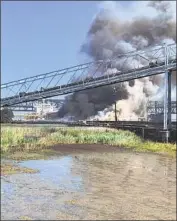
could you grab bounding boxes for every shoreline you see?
[1,142,176,176]
[41,143,176,157]
[1,126,176,161]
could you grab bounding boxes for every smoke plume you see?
[58,1,176,121]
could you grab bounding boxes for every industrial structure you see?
[9,100,177,121]
[6,99,64,112]
[8,99,64,120]
[1,43,177,142]
[147,101,177,122]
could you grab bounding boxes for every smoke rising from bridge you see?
[58,1,176,121]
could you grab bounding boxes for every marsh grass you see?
[1,126,58,152]
[1,126,176,157]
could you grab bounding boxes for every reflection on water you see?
[1,151,176,220]
[19,157,83,192]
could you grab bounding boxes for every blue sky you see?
[1,1,130,84]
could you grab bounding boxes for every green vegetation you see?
[18,216,33,220]
[1,126,57,153]
[1,125,176,158]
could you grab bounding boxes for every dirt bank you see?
[50,143,165,157]
[51,143,130,153]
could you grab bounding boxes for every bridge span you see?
[1,43,176,107]
[1,43,177,142]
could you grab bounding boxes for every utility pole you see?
[114,101,118,122]
[113,86,118,122]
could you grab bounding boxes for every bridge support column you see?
[167,70,172,131]
[163,70,172,143]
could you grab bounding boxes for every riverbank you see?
[1,125,176,159]
[1,126,176,220]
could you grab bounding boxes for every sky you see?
[1,1,130,84]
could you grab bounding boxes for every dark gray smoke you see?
[58,1,176,120]
[59,84,128,119]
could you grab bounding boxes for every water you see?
[1,150,176,220]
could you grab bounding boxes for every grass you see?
[1,126,57,153]
[18,216,33,220]
[1,125,176,158]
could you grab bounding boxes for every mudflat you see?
[1,147,176,220]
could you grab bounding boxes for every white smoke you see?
[86,1,176,121]
[59,1,176,121]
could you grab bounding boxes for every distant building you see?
[12,99,63,120]
[35,100,58,116]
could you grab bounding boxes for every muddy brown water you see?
[1,145,176,220]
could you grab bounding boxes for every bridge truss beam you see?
[1,43,176,107]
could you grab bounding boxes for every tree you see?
[0,108,14,123]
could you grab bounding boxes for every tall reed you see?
[1,126,176,156]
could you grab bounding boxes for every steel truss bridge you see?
[1,43,176,141]
[1,43,176,107]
